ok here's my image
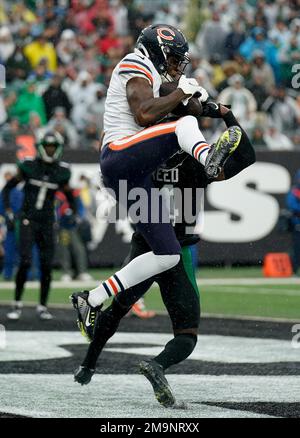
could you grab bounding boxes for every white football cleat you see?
[76,272,93,281]
[7,301,23,320]
[36,305,53,320]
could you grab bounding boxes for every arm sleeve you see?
[63,188,77,214]
[222,111,256,180]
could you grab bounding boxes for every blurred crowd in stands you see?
[0,0,299,151]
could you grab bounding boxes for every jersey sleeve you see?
[58,162,71,186]
[16,159,35,180]
[118,57,154,87]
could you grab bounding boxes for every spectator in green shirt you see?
[7,80,47,126]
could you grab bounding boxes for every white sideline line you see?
[199,278,300,285]
[207,286,300,296]
[0,277,300,290]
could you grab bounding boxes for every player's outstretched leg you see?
[71,252,179,339]
[139,360,176,408]
[204,125,242,179]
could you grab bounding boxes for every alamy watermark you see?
[291,64,300,89]
[291,324,300,349]
[96,180,205,234]
[0,324,6,349]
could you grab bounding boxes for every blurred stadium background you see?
[0,0,299,317]
[0,0,299,419]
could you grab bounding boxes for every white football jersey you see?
[102,49,162,146]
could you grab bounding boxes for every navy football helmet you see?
[136,24,190,77]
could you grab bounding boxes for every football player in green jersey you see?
[3,131,75,320]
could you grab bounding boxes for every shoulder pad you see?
[59,161,70,169]
[17,157,34,165]
[17,158,35,171]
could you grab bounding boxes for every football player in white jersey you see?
[71,25,242,339]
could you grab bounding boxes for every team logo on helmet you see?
[157,27,175,41]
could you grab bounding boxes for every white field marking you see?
[1,331,300,363]
[200,313,300,323]
[0,277,300,290]
[1,374,299,418]
[205,286,300,297]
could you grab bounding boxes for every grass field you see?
[1,267,299,321]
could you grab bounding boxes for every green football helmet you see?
[36,131,64,163]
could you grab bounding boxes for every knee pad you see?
[156,254,180,271]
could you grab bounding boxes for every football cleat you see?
[139,360,176,408]
[76,272,93,281]
[74,366,95,385]
[7,301,23,320]
[36,305,53,320]
[70,290,99,342]
[204,125,242,179]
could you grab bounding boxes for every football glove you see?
[197,86,209,103]
[202,101,231,118]
[177,75,205,105]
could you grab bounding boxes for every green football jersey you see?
[17,158,71,222]
[152,151,209,246]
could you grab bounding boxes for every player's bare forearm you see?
[127,77,186,127]
[137,89,186,126]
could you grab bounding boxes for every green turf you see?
[48,266,264,281]
[1,282,299,320]
[199,286,300,320]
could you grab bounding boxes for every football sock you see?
[88,252,180,307]
[175,115,210,165]
[15,264,29,301]
[82,298,129,369]
[40,265,51,306]
[153,333,197,371]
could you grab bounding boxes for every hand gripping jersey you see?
[102,49,162,146]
